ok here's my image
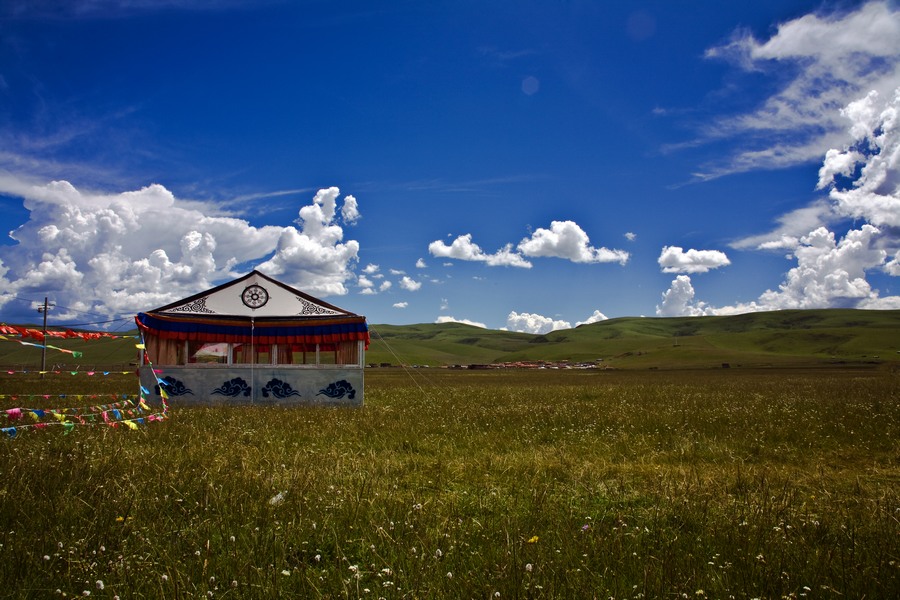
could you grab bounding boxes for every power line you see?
[63,316,135,328]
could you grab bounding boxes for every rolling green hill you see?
[367,309,900,369]
[1,309,898,370]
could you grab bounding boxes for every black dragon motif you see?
[261,378,302,399]
[157,376,194,396]
[317,379,356,400]
[212,377,252,397]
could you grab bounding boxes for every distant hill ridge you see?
[366,309,900,369]
[1,309,898,370]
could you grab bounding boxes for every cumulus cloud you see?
[435,315,487,328]
[428,234,532,268]
[399,276,422,291]
[506,311,571,334]
[658,246,730,273]
[518,221,630,265]
[656,275,714,317]
[625,232,637,241]
[393,301,408,309]
[429,221,629,269]
[415,258,427,268]
[816,89,900,228]
[886,253,900,276]
[731,200,835,250]
[0,180,362,321]
[749,225,887,310]
[255,187,361,295]
[659,225,893,316]
[682,86,900,317]
[341,195,360,224]
[576,310,608,326]
[697,1,900,178]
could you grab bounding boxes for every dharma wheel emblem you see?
[241,284,269,309]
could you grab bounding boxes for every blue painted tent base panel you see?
[139,366,364,406]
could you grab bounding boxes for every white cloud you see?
[428,221,629,269]
[706,87,900,315]
[485,243,533,268]
[656,275,714,317]
[625,232,637,241]
[660,225,896,316]
[886,252,900,276]
[750,225,887,310]
[436,315,487,328]
[0,180,361,320]
[698,1,900,178]
[817,89,900,228]
[429,234,486,261]
[506,311,571,334]
[379,280,392,292]
[576,310,608,326]
[393,301,408,309]
[658,246,731,273]
[731,200,835,250]
[517,221,629,265]
[357,275,375,289]
[362,263,380,274]
[428,234,532,268]
[399,276,422,291]
[250,187,361,296]
[858,295,900,309]
[415,258,427,268]
[341,195,360,224]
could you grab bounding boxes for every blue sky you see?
[0,0,898,333]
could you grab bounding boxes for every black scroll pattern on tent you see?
[317,380,356,400]
[296,297,341,316]
[167,296,215,314]
[212,377,252,397]
[157,376,194,397]
[261,378,301,399]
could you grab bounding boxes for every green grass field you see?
[0,368,898,598]
[2,309,899,370]
[368,309,900,368]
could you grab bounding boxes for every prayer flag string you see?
[0,336,170,438]
[3,370,133,376]
[0,334,85,358]
[0,324,138,342]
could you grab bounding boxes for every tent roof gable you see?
[148,270,359,319]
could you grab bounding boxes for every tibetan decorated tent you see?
[135,270,368,406]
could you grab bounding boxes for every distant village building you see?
[135,270,368,406]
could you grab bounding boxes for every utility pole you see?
[37,297,52,375]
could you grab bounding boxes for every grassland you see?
[368,309,900,368]
[0,368,898,598]
[2,309,898,371]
